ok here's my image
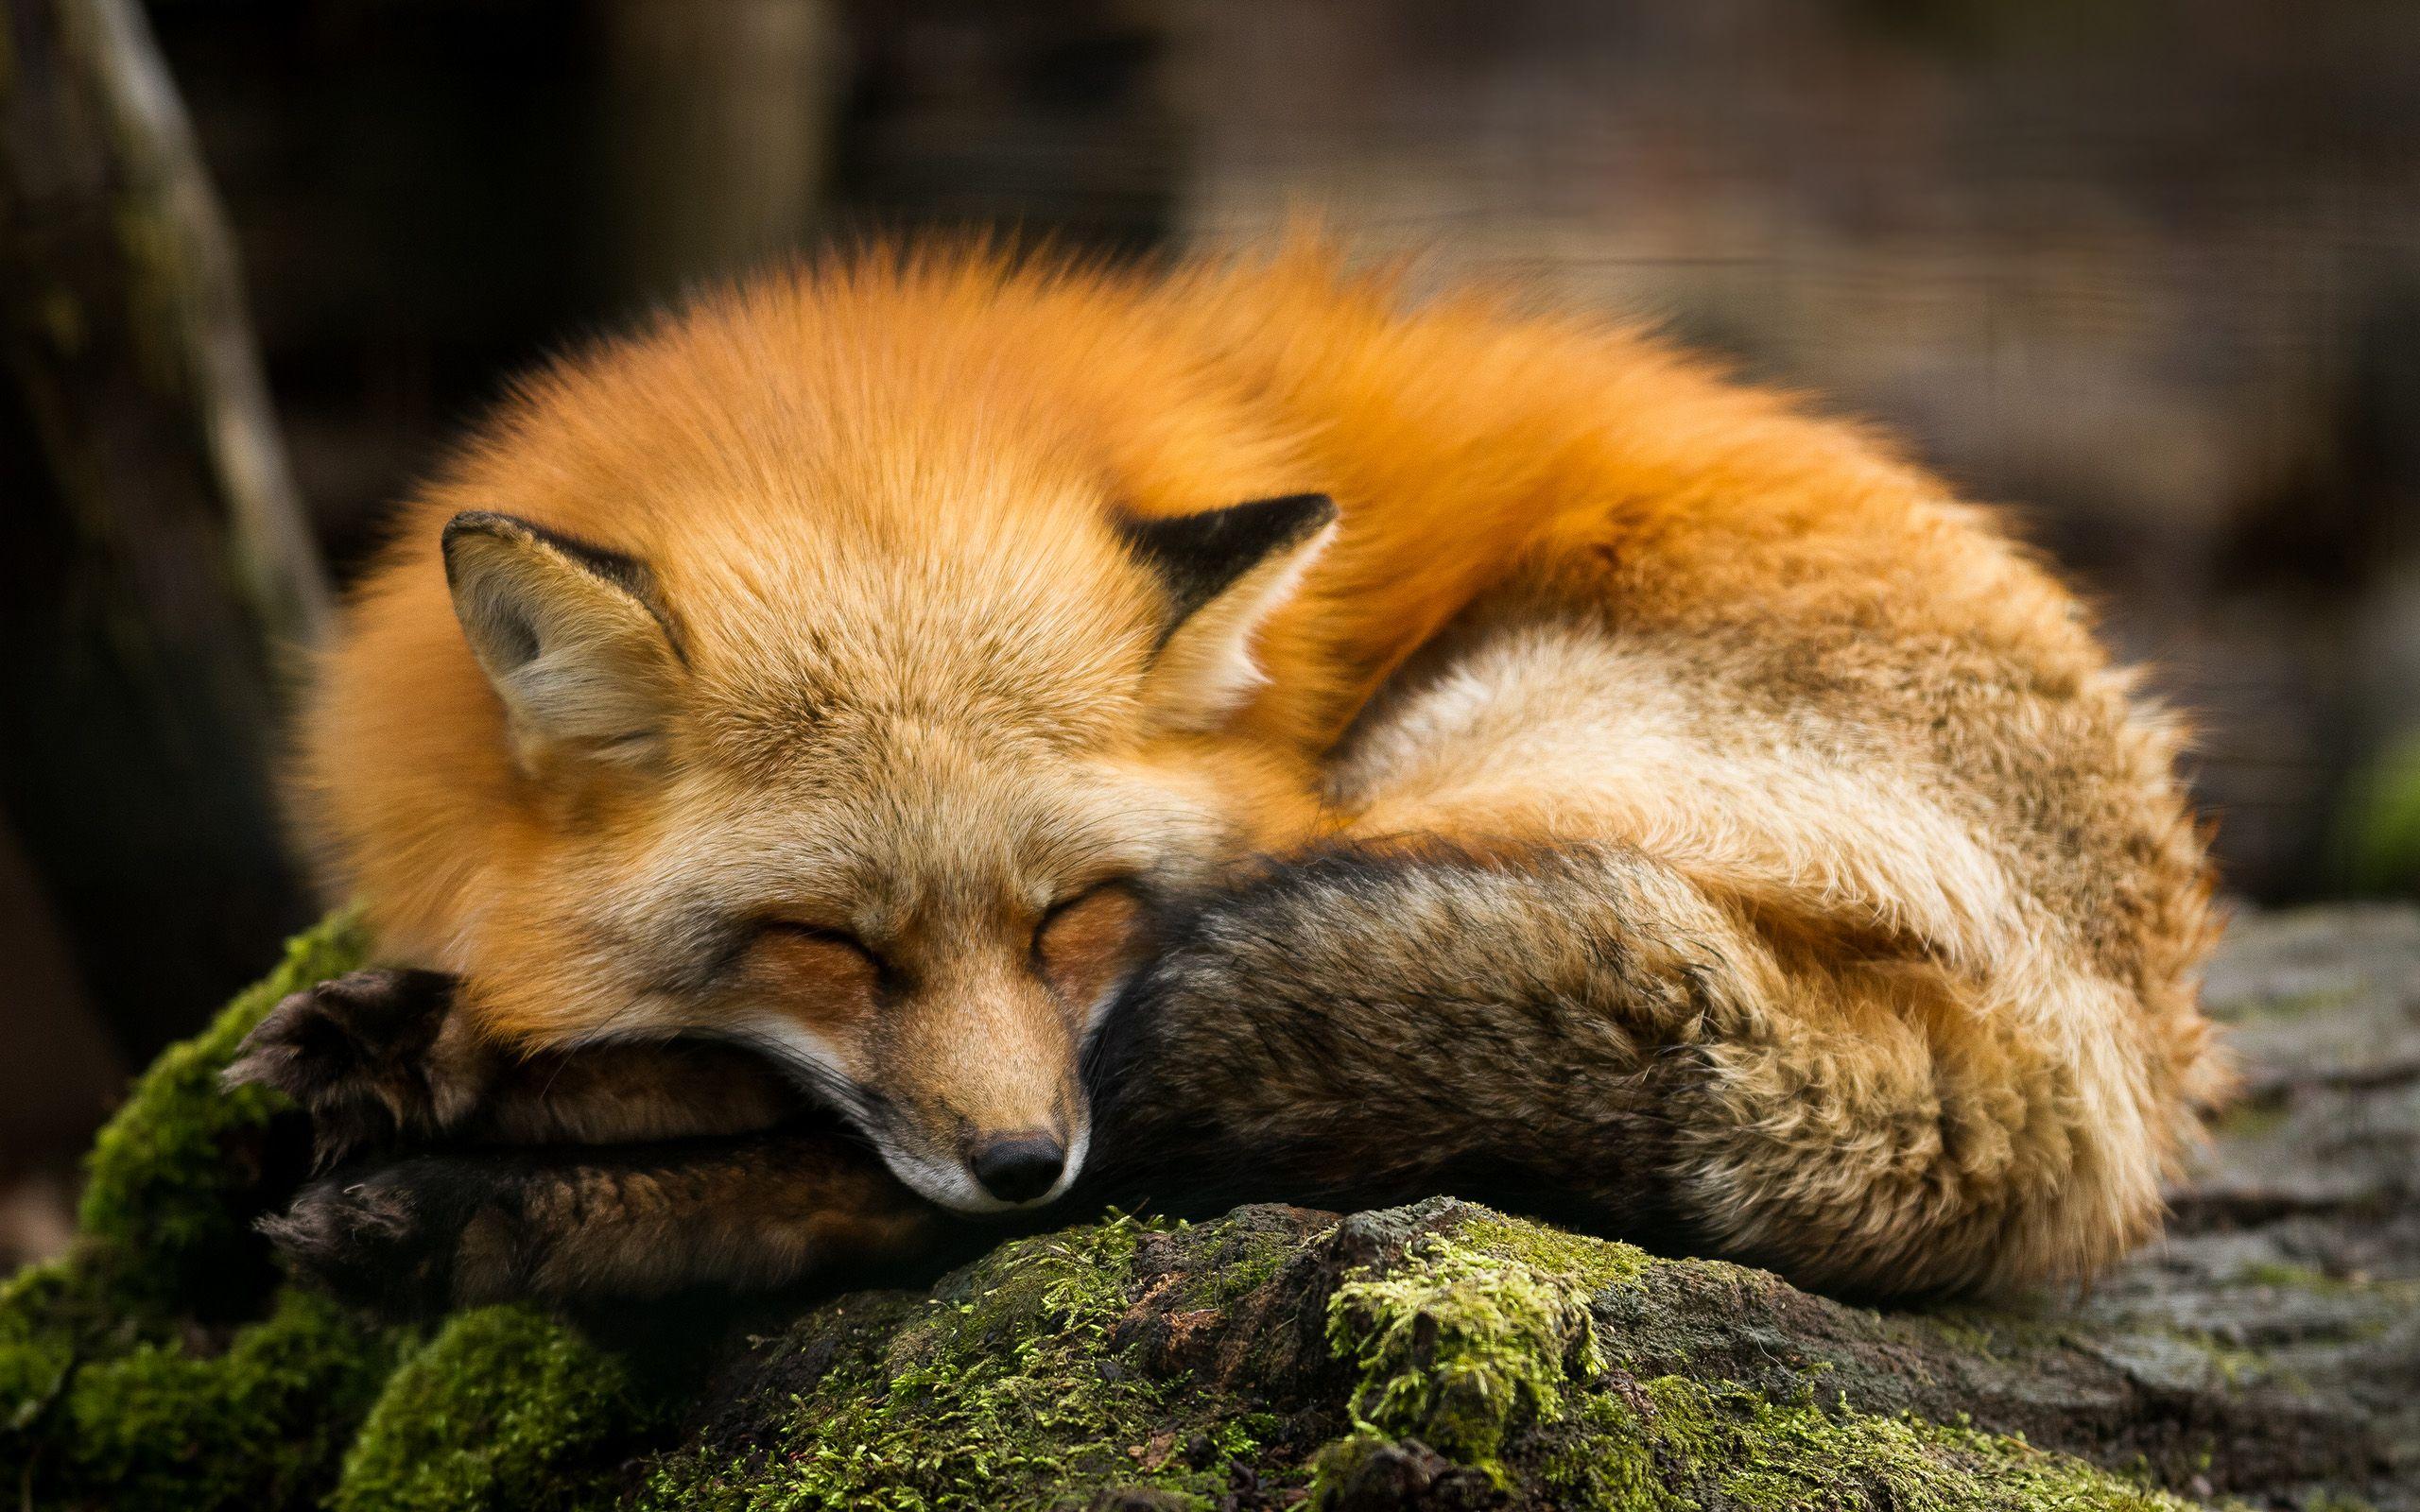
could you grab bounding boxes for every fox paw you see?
[264,1158,513,1316]
[223,969,463,1169]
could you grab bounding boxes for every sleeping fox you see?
[227,240,2225,1308]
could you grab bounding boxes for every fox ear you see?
[1121,493,1338,732]
[441,511,683,766]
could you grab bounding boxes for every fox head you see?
[399,482,1336,1212]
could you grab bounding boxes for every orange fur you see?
[299,239,2221,1280]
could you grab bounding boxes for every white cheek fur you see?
[717,1014,875,1125]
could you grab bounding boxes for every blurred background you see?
[4,0,2417,1263]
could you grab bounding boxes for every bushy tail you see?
[1086,840,2155,1297]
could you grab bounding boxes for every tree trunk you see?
[0,0,330,1063]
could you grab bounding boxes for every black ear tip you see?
[1117,491,1341,623]
[1270,491,1339,531]
[439,511,530,595]
[441,510,524,553]
[440,511,650,596]
[1227,492,1338,547]
[440,513,524,582]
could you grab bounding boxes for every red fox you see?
[228,240,2224,1307]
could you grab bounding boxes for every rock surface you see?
[2,906,2414,1510]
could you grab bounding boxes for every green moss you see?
[2232,1260,2358,1295]
[2335,725,2420,893]
[2220,986,2361,1025]
[1911,1305,2071,1363]
[2186,1334,2274,1390]
[2300,1493,2382,1512]
[1171,1213,1306,1313]
[0,1261,85,1422]
[2207,1091,2292,1140]
[1314,1233,1600,1498]
[334,1306,654,1512]
[0,916,392,1511]
[1534,1375,2202,1512]
[1458,1213,1653,1296]
[637,1211,1265,1511]
[27,1285,402,1511]
[1535,1391,1664,1508]
[78,912,370,1314]
[1300,1211,2226,1511]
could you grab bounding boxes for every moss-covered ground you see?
[633,1213,1292,1510]
[4,915,2407,1510]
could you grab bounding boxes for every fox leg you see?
[233,973,928,1313]
[268,1127,940,1312]
[227,969,804,1168]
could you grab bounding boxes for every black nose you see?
[967,1131,1066,1204]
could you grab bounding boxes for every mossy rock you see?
[0,917,405,1511]
[333,1305,656,1512]
[6,910,2418,1510]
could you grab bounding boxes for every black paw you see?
[263,1157,507,1316]
[224,969,460,1170]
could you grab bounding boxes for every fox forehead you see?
[682,623,1149,779]
[637,498,1165,767]
[596,733,1221,945]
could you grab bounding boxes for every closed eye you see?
[1032,879,1149,1006]
[741,918,890,1026]
[756,919,889,977]
[1031,878,1140,950]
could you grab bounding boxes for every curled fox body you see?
[238,242,2223,1306]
